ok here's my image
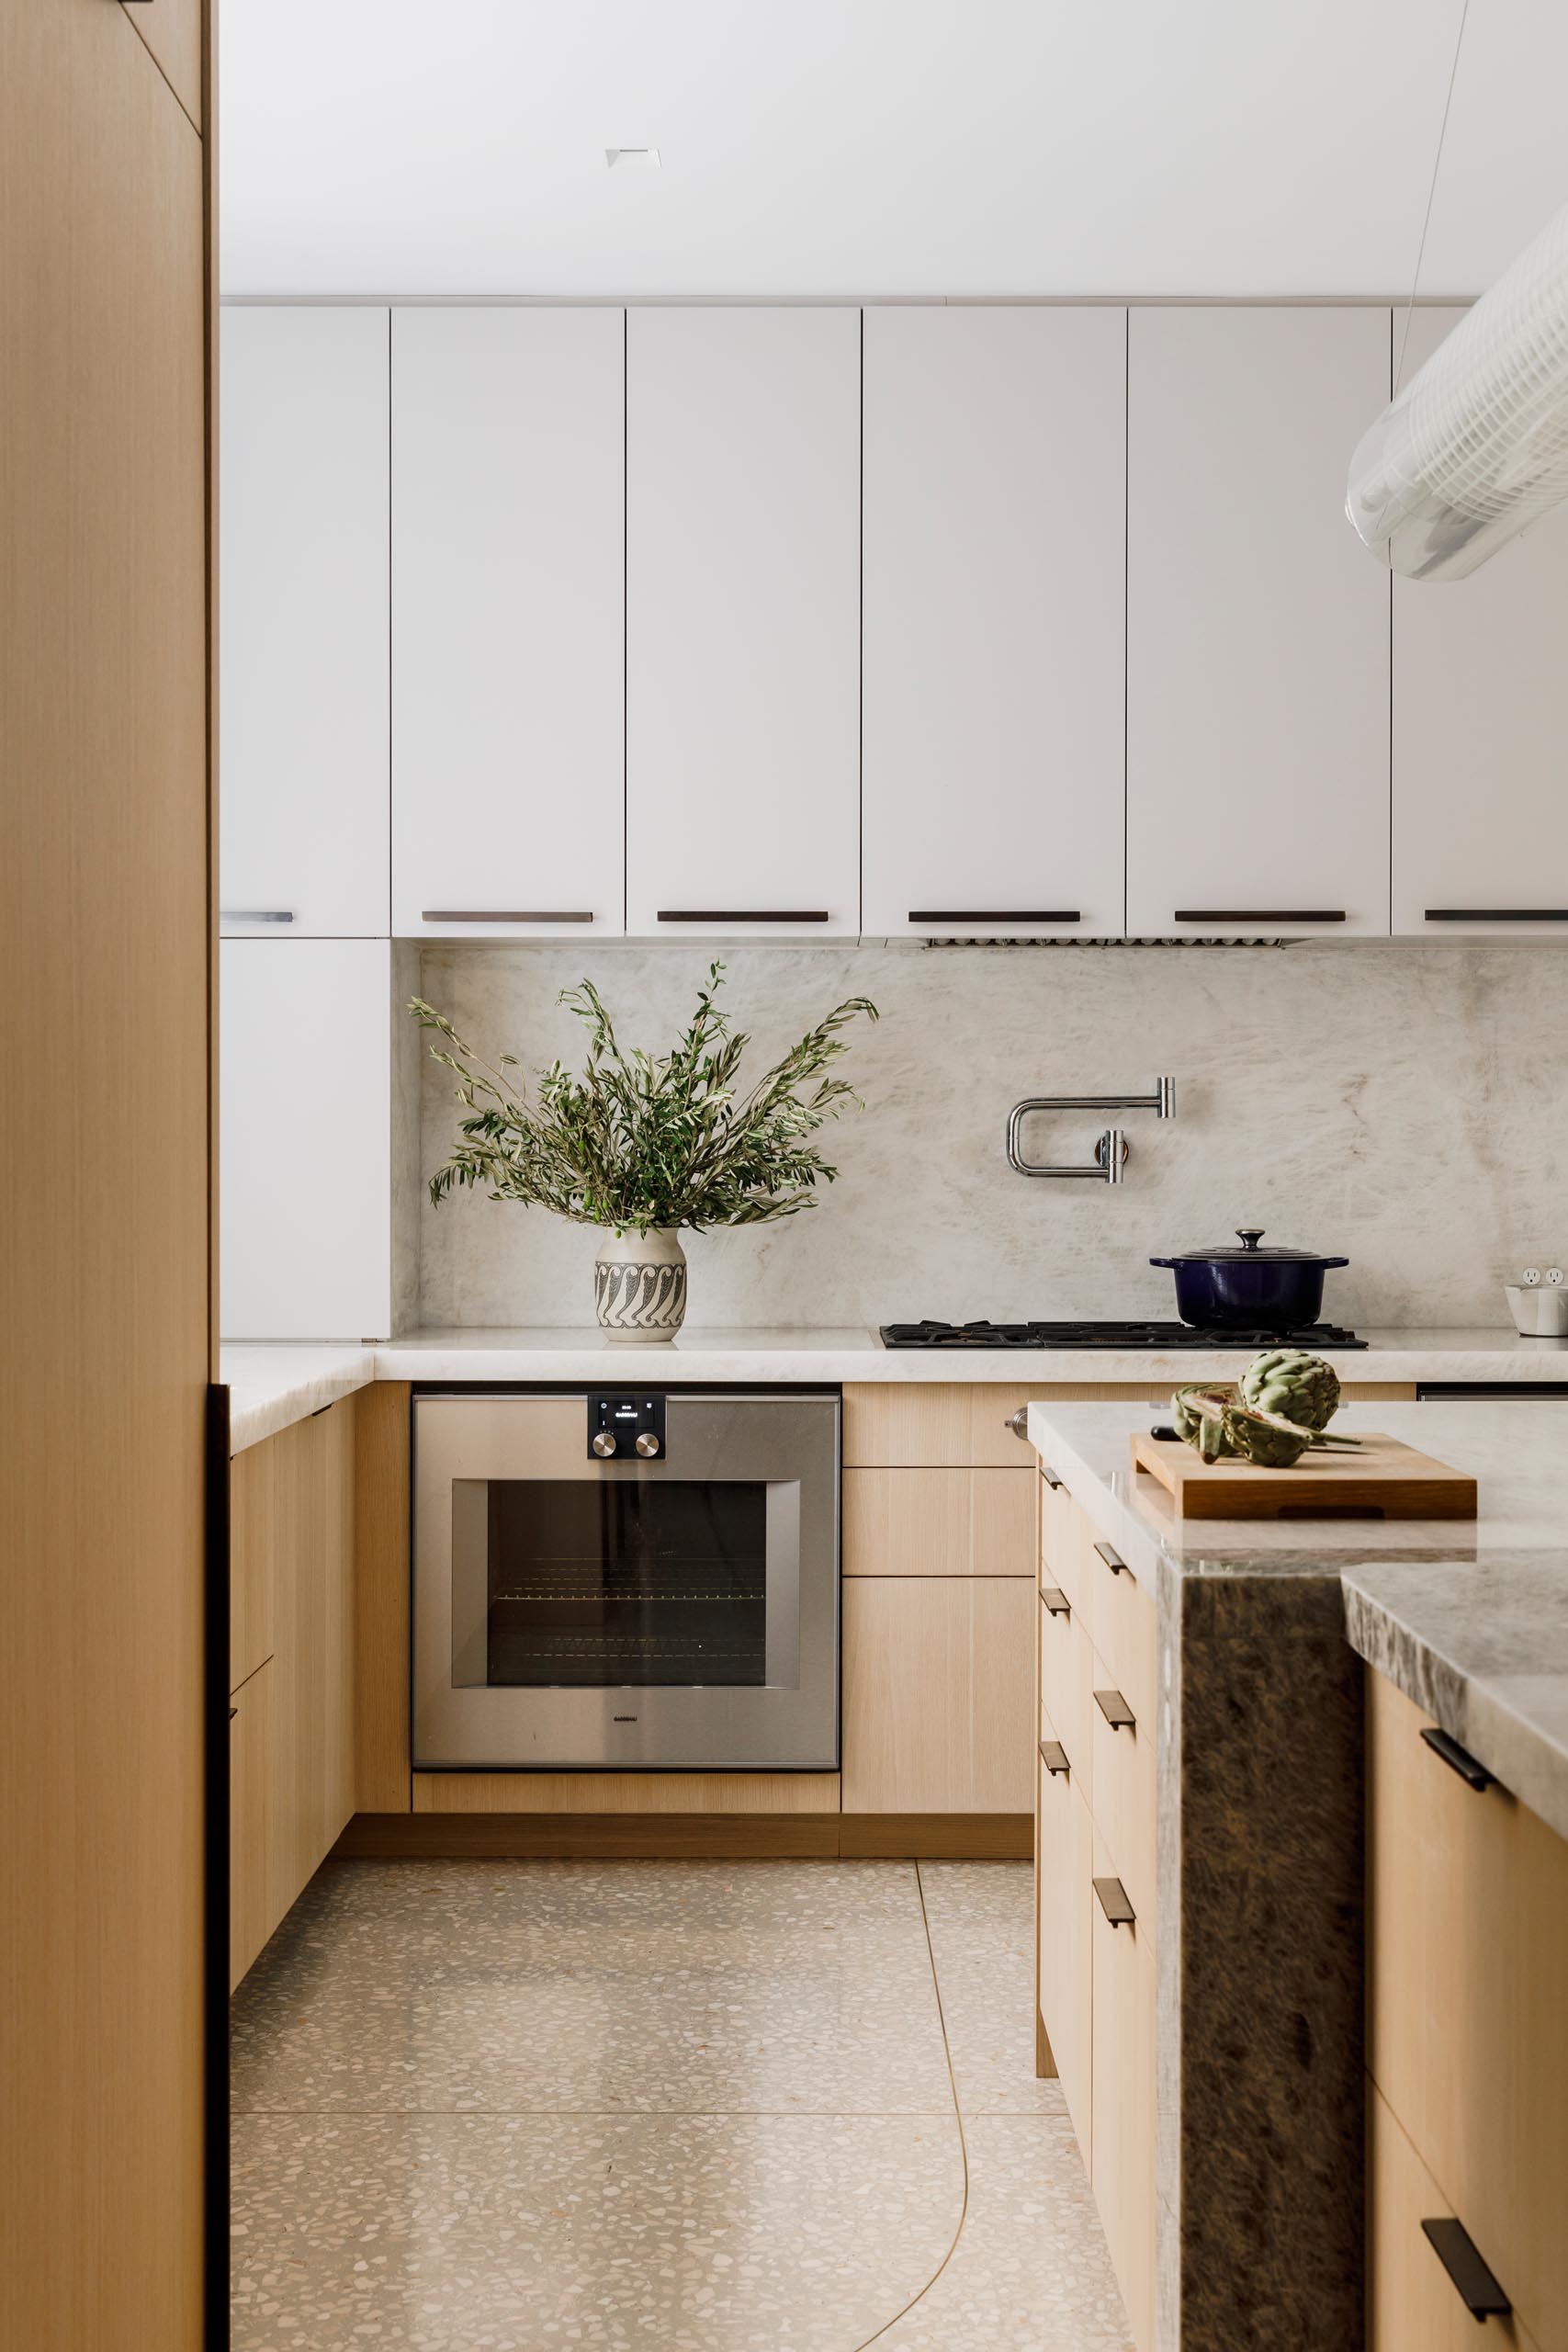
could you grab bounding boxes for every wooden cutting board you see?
[1130,1430,1477,1521]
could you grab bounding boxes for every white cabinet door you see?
[863,308,1126,938]
[220,941,393,1340]
[220,308,389,937]
[626,309,861,940]
[391,308,625,941]
[1127,308,1393,938]
[1393,307,1568,937]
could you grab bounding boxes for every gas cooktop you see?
[878,1319,1367,1351]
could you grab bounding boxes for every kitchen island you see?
[1025,1396,1568,2352]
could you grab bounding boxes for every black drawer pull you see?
[1173,909,1346,924]
[908,910,1081,925]
[1093,1876,1135,1928]
[1420,2219,1511,2318]
[1094,1688,1135,1731]
[1041,1585,1071,1618]
[1093,1540,1129,1576]
[1040,1739,1071,1776]
[1420,1725,1494,1792]
[229,1706,238,1721]
[658,910,829,924]
[1040,1464,1065,1490]
[423,910,594,924]
[1425,909,1568,923]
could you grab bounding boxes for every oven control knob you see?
[592,1430,617,1458]
[635,1431,660,1458]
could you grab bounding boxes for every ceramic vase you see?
[593,1227,688,1342]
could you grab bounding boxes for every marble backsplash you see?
[408,943,1568,1332]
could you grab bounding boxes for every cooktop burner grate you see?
[878,1319,1366,1351]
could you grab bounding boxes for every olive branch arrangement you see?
[411,963,878,1238]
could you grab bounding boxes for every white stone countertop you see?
[220,1326,1568,1457]
[1027,1396,1568,1838]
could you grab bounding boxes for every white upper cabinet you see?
[1126,308,1393,939]
[220,940,395,1340]
[1393,308,1568,938]
[220,308,390,937]
[391,308,625,941]
[626,309,861,940]
[863,308,1127,938]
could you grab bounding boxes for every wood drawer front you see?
[412,1772,841,1815]
[1089,1679,1157,1937]
[844,1466,1034,1576]
[1039,1596,1095,1812]
[1367,1669,1568,2351]
[230,1661,276,1993]
[1037,1736,1095,2169]
[1086,1530,1157,1730]
[1040,1476,1093,1619]
[1091,1826,1157,2351]
[844,1383,1040,1466]
[229,1427,279,1696]
[843,1576,1034,1813]
[1369,2077,1542,2352]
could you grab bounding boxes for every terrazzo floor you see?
[231,1859,1133,2351]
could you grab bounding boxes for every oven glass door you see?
[413,1390,839,1770]
[476,1478,771,1689]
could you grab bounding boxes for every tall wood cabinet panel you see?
[863,307,1126,937]
[392,307,626,940]
[626,308,861,939]
[2,2,209,2343]
[220,307,390,937]
[1393,307,1568,937]
[1126,307,1393,938]
[220,940,395,1339]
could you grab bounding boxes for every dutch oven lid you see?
[1149,1227,1350,1268]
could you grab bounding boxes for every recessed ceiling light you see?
[605,147,660,170]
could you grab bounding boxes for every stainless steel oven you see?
[412,1389,840,1770]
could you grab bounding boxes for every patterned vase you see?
[593,1227,688,1342]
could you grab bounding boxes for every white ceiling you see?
[220,0,1568,302]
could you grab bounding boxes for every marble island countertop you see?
[221,1323,1568,1455]
[1027,1396,1568,1841]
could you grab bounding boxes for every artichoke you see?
[1238,1349,1341,1431]
[1171,1383,1238,1459]
[1219,1403,1313,1468]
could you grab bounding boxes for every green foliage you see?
[412,963,878,1238]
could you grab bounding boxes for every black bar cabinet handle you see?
[1041,1586,1071,1618]
[1094,1688,1136,1731]
[1173,910,1347,924]
[908,910,1081,925]
[1420,1725,1494,1792]
[1039,1739,1071,1776]
[1040,1464,1065,1490]
[1425,909,1568,922]
[1420,2219,1512,2317]
[1093,1876,1136,1927]
[658,910,829,924]
[423,910,594,924]
[229,1706,238,1721]
[1093,1540,1129,1577]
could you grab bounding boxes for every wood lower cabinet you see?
[1368,2079,1542,2352]
[1091,1829,1157,2352]
[843,1577,1034,1813]
[1366,1668,1568,2351]
[1036,1469,1159,2346]
[229,1397,356,1984]
[230,1662,275,1992]
[843,1465,1034,1576]
[1036,1730,1094,2166]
